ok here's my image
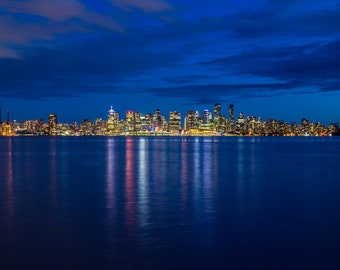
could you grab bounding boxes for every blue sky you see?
[0,0,339,124]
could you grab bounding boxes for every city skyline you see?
[1,0,340,124]
[1,103,339,137]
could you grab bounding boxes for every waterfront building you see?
[229,104,234,123]
[2,110,13,136]
[144,113,153,131]
[126,110,134,132]
[107,106,116,135]
[153,109,163,131]
[200,109,214,133]
[184,110,199,132]
[169,111,181,134]
[214,103,221,118]
[48,114,57,135]
[134,111,141,133]
[79,119,94,135]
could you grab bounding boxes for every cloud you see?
[142,81,303,105]
[203,40,340,85]
[0,0,122,49]
[111,0,172,13]
[0,31,182,99]
[0,0,85,21]
[164,75,217,84]
[1,0,339,111]
[0,45,21,59]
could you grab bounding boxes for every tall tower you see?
[229,104,234,123]
[134,111,141,132]
[107,105,116,135]
[214,103,221,118]
[3,110,12,136]
[126,110,134,132]
[48,114,57,135]
[169,111,181,134]
[153,109,162,130]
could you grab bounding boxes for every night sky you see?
[1,0,340,124]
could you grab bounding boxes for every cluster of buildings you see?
[0,104,339,136]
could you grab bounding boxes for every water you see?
[1,136,340,269]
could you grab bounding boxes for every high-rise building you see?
[202,109,212,124]
[214,103,221,118]
[126,110,134,132]
[169,111,181,134]
[184,110,199,131]
[107,106,116,135]
[142,113,153,131]
[2,110,13,136]
[134,111,141,132]
[153,109,162,130]
[48,114,57,135]
[229,104,234,122]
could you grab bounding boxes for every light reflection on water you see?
[1,136,340,269]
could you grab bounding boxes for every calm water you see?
[1,136,340,269]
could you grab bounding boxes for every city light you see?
[0,104,339,137]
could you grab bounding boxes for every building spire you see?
[108,105,115,116]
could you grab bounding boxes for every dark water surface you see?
[1,136,340,269]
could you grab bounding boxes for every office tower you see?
[79,119,94,135]
[214,103,221,118]
[229,104,234,122]
[153,109,162,130]
[184,110,198,130]
[202,109,212,124]
[126,110,134,132]
[3,110,12,136]
[48,114,57,135]
[107,106,116,135]
[134,111,141,132]
[169,111,181,133]
[144,113,153,131]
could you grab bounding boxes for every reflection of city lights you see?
[106,138,115,209]
[125,138,136,231]
[137,138,149,229]
[6,138,15,237]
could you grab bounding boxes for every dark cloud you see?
[0,0,339,124]
[0,30,183,98]
[163,75,217,84]
[201,40,340,93]
[142,80,304,106]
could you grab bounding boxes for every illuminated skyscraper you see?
[153,109,162,130]
[2,110,13,136]
[134,111,141,132]
[229,104,234,122]
[169,111,181,133]
[142,113,153,131]
[107,105,116,135]
[184,110,199,131]
[202,109,212,124]
[48,114,57,135]
[126,110,134,132]
[214,103,221,118]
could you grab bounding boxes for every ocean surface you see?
[1,136,340,269]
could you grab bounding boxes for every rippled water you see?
[1,136,340,269]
